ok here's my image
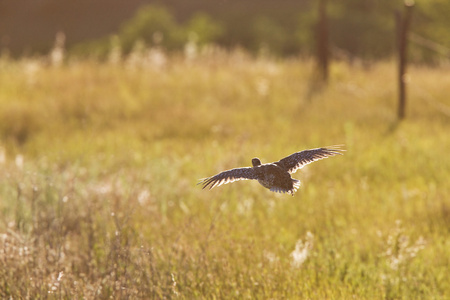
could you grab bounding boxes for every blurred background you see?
[1,0,450,63]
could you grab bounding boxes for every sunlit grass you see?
[0,50,449,298]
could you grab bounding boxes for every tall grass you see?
[0,49,449,298]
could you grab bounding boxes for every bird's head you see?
[251,158,262,167]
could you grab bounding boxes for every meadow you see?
[0,49,449,299]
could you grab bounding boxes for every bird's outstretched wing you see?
[198,167,258,190]
[275,146,344,174]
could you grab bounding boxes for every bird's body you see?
[199,146,344,195]
[253,163,300,194]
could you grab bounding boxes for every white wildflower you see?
[146,47,167,69]
[48,271,64,294]
[255,78,269,97]
[15,154,24,169]
[0,147,5,164]
[138,189,151,205]
[50,31,65,67]
[290,231,314,268]
[382,220,427,270]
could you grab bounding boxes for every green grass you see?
[0,51,449,299]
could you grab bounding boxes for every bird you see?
[199,146,344,195]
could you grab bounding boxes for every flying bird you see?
[199,146,344,195]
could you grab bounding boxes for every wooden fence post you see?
[317,0,329,82]
[397,0,414,120]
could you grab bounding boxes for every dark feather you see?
[276,146,344,174]
[199,167,258,190]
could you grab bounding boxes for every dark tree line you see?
[1,0,449,62]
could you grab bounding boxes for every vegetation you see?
[0,48,449,298]
[71,5,224,59]
[4,0,450,63]
[67,1,450,62]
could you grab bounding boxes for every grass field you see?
[0,50,449,299]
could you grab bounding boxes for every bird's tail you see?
[269,179,301,196]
